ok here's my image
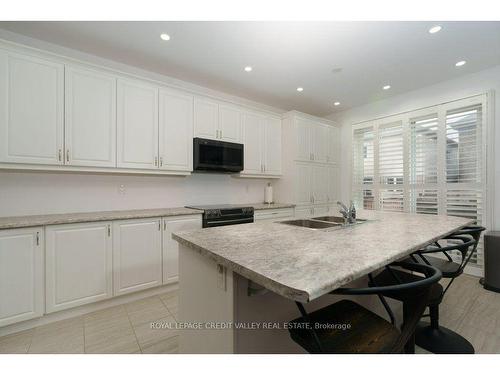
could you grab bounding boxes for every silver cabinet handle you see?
[163,221,166,231]
[107,225,111,237]
[158,220,161,231]
[66,149,70,163]
[58,149,62,162]
[36,231,40,246]
[154,156,158,167]
[159,157,163,167]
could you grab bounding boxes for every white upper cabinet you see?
[263,117,282,175]
[112,218,162,296]
[293,115,338,164]
[241,111,264,175]
[45,222,113,313]
[65,66,116,167]
[194,97,219,140]
[0,51,64,165]
[159,88,193,171]
[219,104,242,142]
[0,227,44,327]
[327,126,339,164]
[117,78,159,170]
[312,124,329,163]
[194,98,242,142]
[295,118,311,162]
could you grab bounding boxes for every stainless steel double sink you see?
[279,216,367,230]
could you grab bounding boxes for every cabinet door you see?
[295,206,313,218]
[0,51,64,165]
[117,78,158,169]
[0,227,43,327]
[327,126,339,163]
[241,112,264,175]
[113,218,162,296]
[264,117,282,175]
[312,205,329,217]
[295,118,311,161]
[163,215,202,284]
[65,66,116,167]
[46,222,112,313]
[194,97,218,140]
[159,88,193,171]
[312,165,328,204]
[312,124,329,163]
[295,163,312,205]
[327,166,339,204]
[219,104,241,142]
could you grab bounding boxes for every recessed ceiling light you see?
[160,33,170,41]
[455,60,466,67]
[296,87,304,92]
[244,66,253,72]
[334,102,340,106]
[383,85,391,90]
[429,25,442,34]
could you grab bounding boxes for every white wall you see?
[0,171,271,216]
[0,30,281,217]
[327,64,500,230]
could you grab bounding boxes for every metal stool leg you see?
[415,304,474,354]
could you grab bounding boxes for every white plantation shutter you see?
[352,126,375,209]
[352,95,488,268]
[444,103,484,265]
[408,113,439,215]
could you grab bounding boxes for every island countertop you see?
[172,210,474,303]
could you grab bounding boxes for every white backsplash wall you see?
[0,171,271,216]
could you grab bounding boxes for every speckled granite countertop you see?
[0,203,295,229]
[0,207,204,229]
[245,203,295,210]
[173,210,474,303]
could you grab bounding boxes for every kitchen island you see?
[172,210,473,353]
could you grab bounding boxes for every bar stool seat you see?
[289,300,400,354]
[408,256,461,278]
[372,268,444,305]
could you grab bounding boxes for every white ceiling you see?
[1,21,499,117]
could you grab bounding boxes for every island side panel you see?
[178,244,236,354]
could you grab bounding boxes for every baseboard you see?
[0,283,178,338]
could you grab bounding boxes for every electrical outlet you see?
[119,184,126,194]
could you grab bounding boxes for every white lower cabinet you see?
[45,222,113,313]
[254,208,294,223]
[162,215,202,284]
[112,218,162,296]
[0,227,44,327]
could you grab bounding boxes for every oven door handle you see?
[205,217,254,226]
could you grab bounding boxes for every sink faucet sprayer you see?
[337,201,356,224]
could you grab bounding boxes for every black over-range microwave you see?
[193,138,244,173]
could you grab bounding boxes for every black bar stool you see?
[373,232,480,354]
[287,262,442,354]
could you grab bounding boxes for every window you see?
[352,95,488,267]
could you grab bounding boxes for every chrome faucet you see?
[337,201,356,224]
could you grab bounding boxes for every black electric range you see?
[185,204,254,228]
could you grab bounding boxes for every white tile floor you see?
[0,290,179,354]
[1,275,499,354]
